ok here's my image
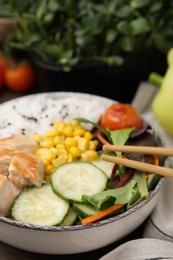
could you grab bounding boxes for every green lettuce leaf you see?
[127,171,148,209]
[82,178,137,210]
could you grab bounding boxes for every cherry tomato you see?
[5,64,35,93]
[0,55,16,91]
[0,56,8,72]
[100,103,142,130]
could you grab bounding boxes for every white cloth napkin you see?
[100,239,173,260]
[100,86,173,260]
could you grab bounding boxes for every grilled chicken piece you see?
[0,144,13,175]
[0,175,21,216]
[9,151,44,187]
[0,136,45,216]
[0,135,38,154]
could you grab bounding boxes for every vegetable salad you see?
[10,103,164,226]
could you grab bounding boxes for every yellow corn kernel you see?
[35,148,55,161]
[59,135,65,144]
[56,143,65,150]
[73,128,85,137]
[81,150,98,162]
[89,139,99,150]
[53,121,65,133]
[31,133,43,143]
[62,125,74,137]
[70,146,82,158]
[56,149,68,157]
[84,131,93,140]
[73,135,80,142]
[44,129,58,137]
[39,138,54,148]
[43,158,50,166]
[70,120,80,127]
[52,155,67,168]
[67,153,73,162]
[65,137,77,148]
[78,137,89,152]
[45,164,54,175]
[49,147,58,158]
[53,136,61,145]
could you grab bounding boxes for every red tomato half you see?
[100,103,142,130]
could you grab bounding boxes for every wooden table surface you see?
[0,89,144,260]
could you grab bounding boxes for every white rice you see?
[0,92,114,138]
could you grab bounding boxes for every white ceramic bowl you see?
[0,92,167,254]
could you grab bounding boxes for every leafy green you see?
[75,117,110,139]
[127,171,148,209]
[1,0,173,71]
[147,174,161,191]
[82,178,137,210]
[82,171,149,212]
[109,127,135,147]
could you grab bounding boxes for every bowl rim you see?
[0,176,165,232]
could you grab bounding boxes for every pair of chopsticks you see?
[101,144,173,178]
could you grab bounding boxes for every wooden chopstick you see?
[101,154,173,178]
[103,144,173,156]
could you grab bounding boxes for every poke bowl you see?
[0,92,168,254]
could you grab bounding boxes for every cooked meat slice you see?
[0,135,38,154]
[8,171,29,191]
[0,138,44,216]
[8,151,44,187]
[0,144,13,175]
[0,144,13,163]
[0,175,21,216]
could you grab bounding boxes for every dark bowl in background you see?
[30,50,166,103]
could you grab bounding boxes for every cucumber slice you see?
[73,202,100,219]
[91,157,115,178]
[11,184,69,226]
[60,207,78,226]
[50,161,108,202]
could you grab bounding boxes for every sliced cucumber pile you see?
[50,161,108,202]
[11,184,69,226]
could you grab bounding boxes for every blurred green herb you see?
[1,0,173,71]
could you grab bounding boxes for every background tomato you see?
[0,55,15,71]
[5,63,35,93]
[0,56,8,72]
[0,69,4,90]
[0,56,12,91]
[0,55,16,91]
[100,103,142,130]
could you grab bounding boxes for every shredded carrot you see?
[153,154,159,166]
[145,173,151,179]
[96,132,110,145]
[146,154,159,179]
[81,204,125,225]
